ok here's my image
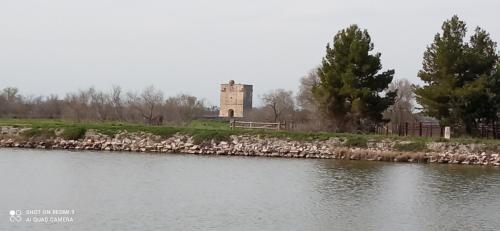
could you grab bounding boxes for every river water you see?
[1,149,499,231]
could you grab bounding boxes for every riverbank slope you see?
[1,119,500,166]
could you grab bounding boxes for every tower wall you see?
[219,81,253,118]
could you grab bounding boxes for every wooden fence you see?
[230,120,500,139]
[229,120,287,130]
[477,123,500,139]
[378,122,444,138]
[380,122,500,139]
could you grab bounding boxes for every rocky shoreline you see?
[1,126,500,166]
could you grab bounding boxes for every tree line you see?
[0,83,301,126]
[1,15,499,136]
[0,85,215,124]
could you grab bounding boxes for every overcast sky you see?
[0,0,499,106]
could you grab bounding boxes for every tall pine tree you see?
[415,15,499,134]
[313,25,396,132]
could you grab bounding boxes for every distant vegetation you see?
[0,15,499,139]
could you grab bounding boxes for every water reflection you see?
[315,160,500,231]
[0,149,499,231]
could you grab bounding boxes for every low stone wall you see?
[1,127,499,166]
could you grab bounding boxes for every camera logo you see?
[9,210,22,223]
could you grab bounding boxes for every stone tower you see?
[219,80,253,118]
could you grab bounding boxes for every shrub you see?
[22,128,55,139]
[345,136,368,148]
[61,127,87,140]
[393,142,427,152]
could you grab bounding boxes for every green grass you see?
[183,120,230,130]
[191,130,232,144]
[2,118,500,146]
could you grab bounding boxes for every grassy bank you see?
[1,118,500,150]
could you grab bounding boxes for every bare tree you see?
[297,69,320,112]
[261,89,295,122]
[127,85,164,124]
[0,85,214,124]
[41,95,63,119]
[26,95,62,119]
[64,89,93,122]
[384,79,415,125]
[0,87,21,117]
[3,87,19,101]
[90,90,112,121]
[0,93,5,116]
[110,85,124,121]
[163,94,206,122]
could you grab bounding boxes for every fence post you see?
[485,125,488,139]
[444,126,451,140]
[405,122,409,136]
[494,121,497,139]
[419,122,423,137]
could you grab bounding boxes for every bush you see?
[345,136,368,148]
[22,128,55,139]
[61,127,87,140]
